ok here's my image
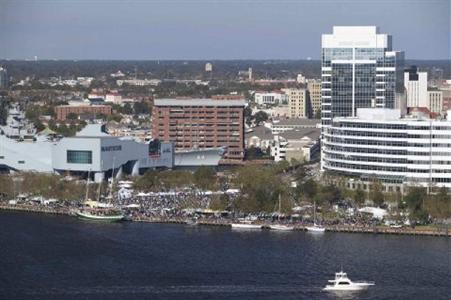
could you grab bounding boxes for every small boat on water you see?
[231,222,262,230]
[269,224,294,231]
[323,271,375,291]
[306,224,326,233]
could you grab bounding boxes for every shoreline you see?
[1,204,449,237]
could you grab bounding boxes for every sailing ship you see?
[76,168,124,222]
[269,194,294,231]
[306,199,325,232]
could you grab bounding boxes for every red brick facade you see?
[55,105,112,121]
[152,99,245,163]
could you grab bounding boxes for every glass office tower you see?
[321,26,404,127]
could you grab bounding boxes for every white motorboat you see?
[306,224,326,233]
[269,224,294,231]
[323,271,375,291]
[231,223,262,230]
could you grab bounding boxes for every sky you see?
[0,0,450,60]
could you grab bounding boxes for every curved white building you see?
[323,108,451,188]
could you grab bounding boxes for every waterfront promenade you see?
[1,203,449,237]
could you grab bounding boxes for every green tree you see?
[233,165,288,213]
[405,187,428,224]
[353,189,366,206]
[133,101,150,115]
[254,110,268,125]
[297,178,317,200]
[314,109,321,119]
[193,166,216,190]
[370,181,384,207]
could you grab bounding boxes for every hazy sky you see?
[0,0,450,60]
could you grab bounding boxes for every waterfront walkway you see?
[2,204,448,237]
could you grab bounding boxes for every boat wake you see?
[25,284,322,295]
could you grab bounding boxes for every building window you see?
[67,150,92,164]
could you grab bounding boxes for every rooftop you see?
[272,118,320,126]
[154,98,246,107]
[279,128,321,141]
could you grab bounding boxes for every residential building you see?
[254,91,288,106]
[404,66,428,108]
[0,67,8,89]
[428,90,443,114]
[152,98,245,163]
[205,62,213,72]
[55,105,112,121]
[283,88,307,118]
[321,26,404,127]
[307,79,322,117]
[322,108,451,190]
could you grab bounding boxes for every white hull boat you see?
[323,271,375,291]
[231,223,262,230]
[270,224,294,231]
[306,224,326,233]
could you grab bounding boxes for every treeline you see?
[0,60,321,81]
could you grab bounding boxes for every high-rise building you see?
[282,88,307,118]
[404,66,428,108]
[428,90,443,114]
[307,79,322,117]
[321,26,404,127]
[152,98,245,163]
[0,67,9,89]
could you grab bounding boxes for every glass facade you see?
[321,45,404,127]
[67,150,92,164]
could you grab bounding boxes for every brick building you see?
[55,105,112,121]
[152,98,245,163]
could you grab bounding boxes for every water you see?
[0,211,449,300]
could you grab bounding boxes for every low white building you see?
[254,91,288,106]
[322,107,451,189]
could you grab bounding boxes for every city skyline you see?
[0,0,450,60]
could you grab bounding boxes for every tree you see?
[244,106,253,126]
[254,111,268,125]
[425,187,451,220]
[314,109,321,119]
[133,101,150,115]
[193,166,216,190]
[370,180,384,207]
[405,187,428,224]
[353,189,365,206]
[297,178,317,200]
[233,165,288,213]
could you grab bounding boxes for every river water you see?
[0,211,449,299]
